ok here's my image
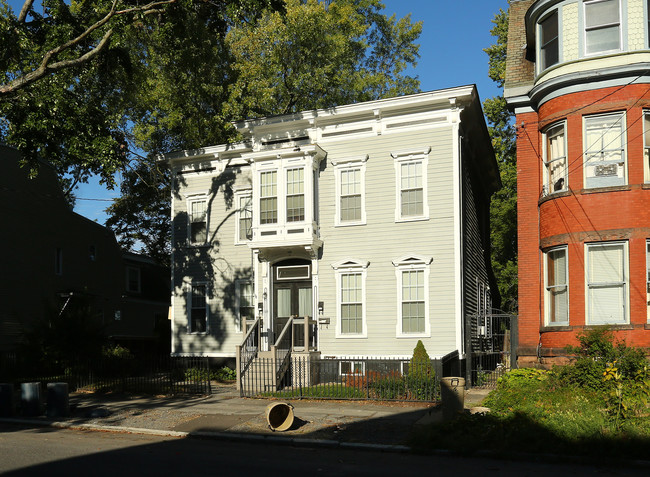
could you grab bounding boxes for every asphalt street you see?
[0,423,647,477]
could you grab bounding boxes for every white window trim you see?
[332,259,369,339]
[392,254,432,338]
[392,147,430,223]
[126,266,142,294]
[542,120,568,195]
[585,241,629,325]
[544,246,569,326]
[582,112,627,189]
[537,9,560,74]
[332,155,368,227]
[643,109,650,183]
[235,279,254,333]
[582,0,623,57]
[185,192,210,247]
[234,190,253,245]
[646,240,650,323]
[187,281,210,334]
[339,360,366,376]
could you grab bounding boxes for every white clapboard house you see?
[162,86,500,387]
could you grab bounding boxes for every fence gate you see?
[466,309,517,388]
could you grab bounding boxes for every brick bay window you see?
[393,254,432,338]
[583,113,626,189]
[584,0,621,56]
[544,247,568,326]
[539,9,559,71]
[189,283,209,333]
[586,242,628,325]
[543,122,567,194]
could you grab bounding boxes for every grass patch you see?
[412,328,650,461]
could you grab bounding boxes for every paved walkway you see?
[0,384,492,451]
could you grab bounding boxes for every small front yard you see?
[413,328,650,461]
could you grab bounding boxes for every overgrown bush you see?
[552,327,649,392]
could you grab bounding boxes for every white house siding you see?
[628,0,646,51]
[317,125,458,358]
[562,2,579,62]
[165,88,500,362]
[170,166,253,356]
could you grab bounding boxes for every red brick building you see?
[504,0,650,366]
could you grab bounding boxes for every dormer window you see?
[539,10,559,70]
[584,0,621,55]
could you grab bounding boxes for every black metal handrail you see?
[238,316,261,382]
[272,316,293,387]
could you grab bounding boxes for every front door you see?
[272,259,313,350]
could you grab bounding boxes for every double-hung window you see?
[643,111,650,182]
[236,192,252,243]
[539,10,559,71]
[584,113,626,188]
[126,266,141,294]
[54,247,63,275]
[586,242,628,324]
[332,259,368,338]
[188,198,208,245]
[286,168,305,222]
[544,122,567,194]
[189,283,209,333]
[392,148,430,222]
[393,255,432,337]
[333,156,367,226]
[260,170,278,224]
[236,280,254,332]
[545,247,569,325]
[646,241,650,323]
[584,0,621,55]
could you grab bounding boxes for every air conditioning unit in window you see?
[594,164,617,177]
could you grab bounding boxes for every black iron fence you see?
[240,355,450,402]
[0,351,212,395]
[467,311,517,388]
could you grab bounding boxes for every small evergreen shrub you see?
[406,340,436,400]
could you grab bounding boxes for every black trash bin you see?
[46,382,69,418]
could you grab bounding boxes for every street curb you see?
[0,417,412,453]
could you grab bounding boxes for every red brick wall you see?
[517,84,650,361]
[516,111,543,355]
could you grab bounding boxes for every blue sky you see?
[7,0,509,224]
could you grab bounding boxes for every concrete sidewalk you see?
[0,384,492,452]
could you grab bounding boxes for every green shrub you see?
[406,340,436,400]
[554,327,649,392]
[213,366,236,381]
[184,366,236,382]
[369,373,406,400]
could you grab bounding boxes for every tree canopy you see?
[106,0,422,261]
[483,6,517,312]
